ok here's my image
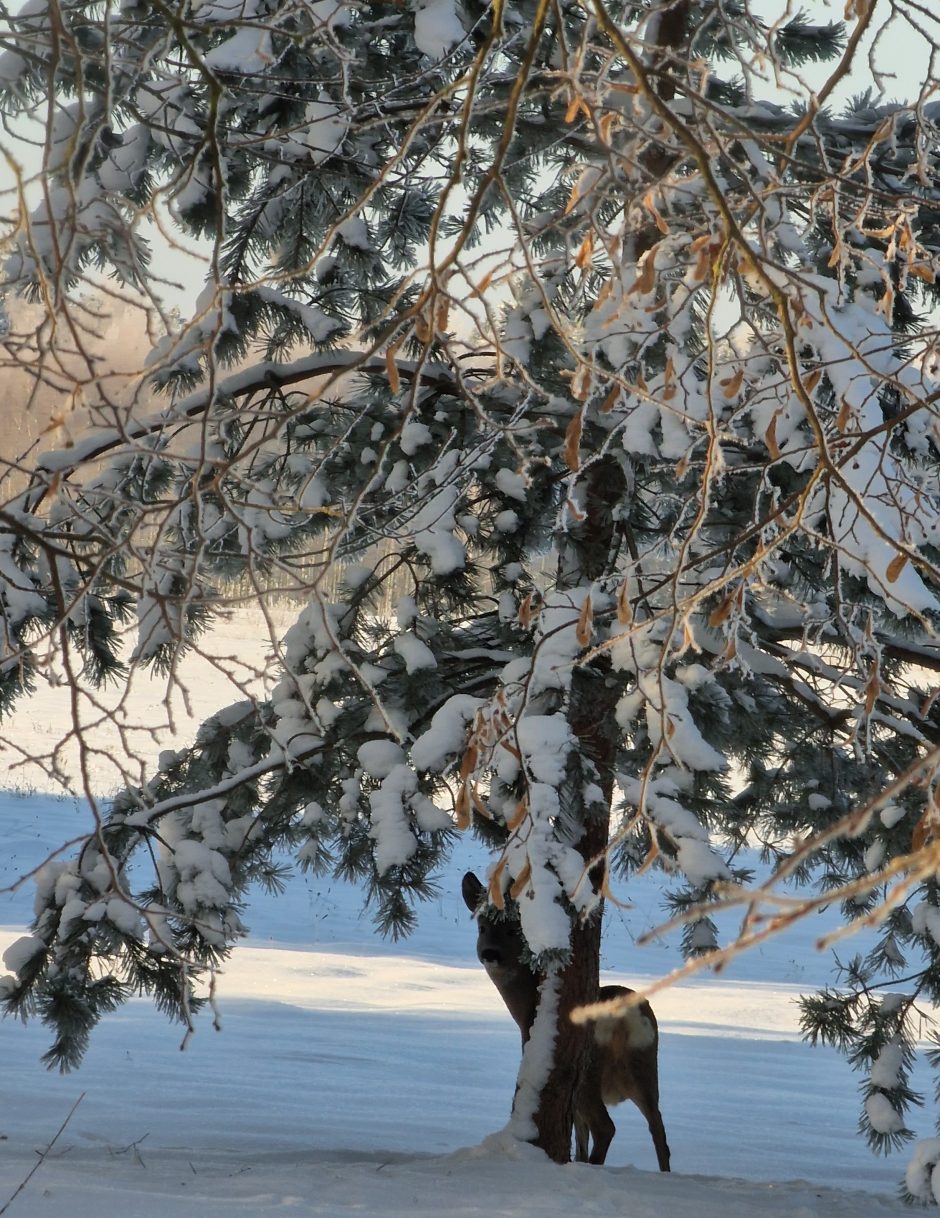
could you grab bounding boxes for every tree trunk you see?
[531,902,603,1161]
[526,4,691,1159]
[521,0,692,1152]
[528,456,626,1162]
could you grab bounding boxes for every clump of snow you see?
[495,468,527,502]
[105,896,143,936]
[368,765,421,873]
[385,459,410,494]
[498,590,516,622]
[503,805,582,953]
[337,217,371,251]
[619,771,729,886]
[410,486,466,575]
[1,933,44,975]
[617,666,726,774]
[870,1039,904,1090]
[864,840,887,873]
[164,838,233,929]
[0,45,26,84]
[674,838,728,887]
[414,0,464,58]
[309,0,352,24]
[98,124,151,192]
[911,900,940,947]
[400,420,433,455]
[358,740,407,779]
[527,589,597,694]
[271,699,322,761]
[204,26,274,72]
[865,1092,904,1135]
[514,715,574,786]
[301,801,326,827]
[393,632,437,673]
[411,694,483,772]
[907,1138,940,1205]
[300,94,348,163]
[254,287,343,341]
[396,597,418,629]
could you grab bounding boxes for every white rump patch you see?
[593,1004,656,1051]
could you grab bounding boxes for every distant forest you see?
[0,296,415,611]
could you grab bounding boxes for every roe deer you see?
[462,871,670,1171]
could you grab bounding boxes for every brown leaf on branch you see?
[563,410,583,470]
[489,857,508,910]
[509,861,532,899]
[765,415,781,460]
[506,799,528,831]
[616,579,633,625]
[575,230,595,269]
[385,341,402,394]
[576,594,593,646]
[455,782,471,830]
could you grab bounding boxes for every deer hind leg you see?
[580,1094,615,1166]
[632,1091,671,1173]
[574,1114,590,1163]
[646,1105,671,1172]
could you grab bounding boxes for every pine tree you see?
[2,0,940,1186]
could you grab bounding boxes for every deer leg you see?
[584,1096,615,1166]
[645,1105,671,1172]
[574,1113,590,1163]
[632,1092,671,1173]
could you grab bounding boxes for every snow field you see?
[0,793,926,1216]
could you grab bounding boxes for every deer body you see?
[462,872,670,1172]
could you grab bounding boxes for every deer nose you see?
[480,948,502,965]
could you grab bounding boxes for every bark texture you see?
[530,456,625,1162]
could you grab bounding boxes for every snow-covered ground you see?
[0,611,927,1217]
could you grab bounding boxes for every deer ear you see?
[462,871,485,913]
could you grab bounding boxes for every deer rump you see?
[462,871,671,1172]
